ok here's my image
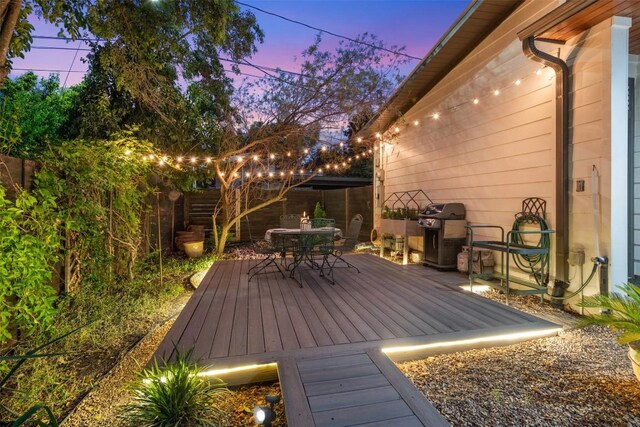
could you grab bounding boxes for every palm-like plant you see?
[120,349,230,427]
[578,282,640,348]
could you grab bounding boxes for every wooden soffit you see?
[519,0,640,54]
[360,0,523,138]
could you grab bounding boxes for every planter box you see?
[379,219,423,264]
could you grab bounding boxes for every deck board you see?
[153,253,561,426]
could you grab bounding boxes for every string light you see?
[433,113,440,120]
[375,132,381,138]
[515,79,521,86]
[191,157,197,164]
[124,149,132,156]
[536,68,543,76]
[321,146,327,152]
[246,172,251,178]
[493,89,500,96]
[357,137,363,143]
[304,148,309,154]
[268,172,274,178]
[473,98,479,105]
[280,171,285,177]
[206,157,212,163]
[177,156,183,162]
[287,151,291,157]
[253,155,259,161]
[269,153,275,160]
[257,172,263,177]
[394,126,400,133]
[413,120,419,126]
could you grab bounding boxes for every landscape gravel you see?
[398,291,640,427]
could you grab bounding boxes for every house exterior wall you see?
[376,0,629,304]
[631,54,640,277]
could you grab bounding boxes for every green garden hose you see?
[509,214,550,285]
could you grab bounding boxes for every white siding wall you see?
[630,55,640,277]
[377,0,626,305]
[377,0,558,263]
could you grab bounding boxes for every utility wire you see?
[30,45,310,79]
[235,0,421,61]
[63,40,83,87]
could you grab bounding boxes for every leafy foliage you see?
[578,283,640,345]
[0,182,61,343]
[120,350,229,427]
[35,135,154,290]
[0,72,79,158]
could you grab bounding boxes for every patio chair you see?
[320,214,363,284]
[280,214,302,229]
[246,216,286,282]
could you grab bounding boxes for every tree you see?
[0,72,78,158]
[0,0,263,101]
[207,34,408,255]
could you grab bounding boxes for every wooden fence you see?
[181,186,373,244]
[1,153,373,255]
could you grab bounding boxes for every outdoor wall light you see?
[254,395,280,427]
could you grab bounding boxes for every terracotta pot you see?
[183,241,204,258]
[629,346,640,382]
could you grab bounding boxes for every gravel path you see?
[398,291,640,427]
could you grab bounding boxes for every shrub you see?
[313,202,326,219]
[120,350,229,426]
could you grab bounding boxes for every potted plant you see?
[579,282,640,381]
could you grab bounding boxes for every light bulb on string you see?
[318,168,323,173]
[342,162,346,167]
[375,132,381,138]
[237,156,243,162]
[233,172,239,178]
[536,68,543,76]
[190,157,197,164]
[357,137,363,143]
[394,126,400,133]
[257,172,263,178]
[433,113,440,120]
[515,79,521,86]
[473,98,479,105]
[321,146,327,152]
[148,154,155,160]
[289,170,294,175]
[493,89,500,96]
[303,148,309,154]
[245,172,251,178]
[280,171,285,177]
[124,149,132,156]
[269,154,275,160]
[413,120,419,126]
[299,169,304,174]
[206,157,212,163]
[268,172,274,178]
[287,151,291,157]
[177,156,183,163]
[339,142,344,147]
[253,155,259,161]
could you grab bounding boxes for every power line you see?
[235,1,421,61]
[30,44,310,79]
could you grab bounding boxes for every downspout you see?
[522,36,569,285]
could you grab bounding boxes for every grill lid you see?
[419,202,465,219]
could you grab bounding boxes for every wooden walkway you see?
[153,254,559,426]
[279,349,448,426]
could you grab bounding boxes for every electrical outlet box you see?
[576,180,585,192]
[568,251,585,266]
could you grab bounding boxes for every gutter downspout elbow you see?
[522,36,570,285]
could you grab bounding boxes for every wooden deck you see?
[153,254,560,426]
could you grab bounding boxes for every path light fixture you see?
[254,395,280,426]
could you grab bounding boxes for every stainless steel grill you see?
[419,203,467,269]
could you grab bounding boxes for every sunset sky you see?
[13,0,469,87]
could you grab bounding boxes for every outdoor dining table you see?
[265,227,342,286]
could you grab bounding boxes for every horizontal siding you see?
[376,0,621,306]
